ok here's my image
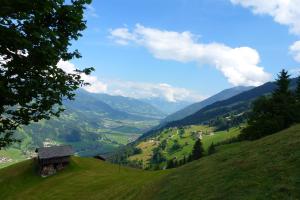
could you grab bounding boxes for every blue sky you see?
[64,0,300,102]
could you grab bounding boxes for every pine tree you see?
[191,139,204,160]
[295,76,300,122]
[273,69,291,97]
[241,69,296,140]
[183,155,187,164]
[174,160,178,167]
[296,75,300,101]
[272,69,295,128]
[166,159,174,169]
[208,143,216,155]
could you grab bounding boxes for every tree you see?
[296,75,300,101]
[272,69,296,128]
[241,69,297,140]
[295,76,300,122]
[207,142,216,155]
[151,147,166,164]
[191,139,204,160]
[0,0,93,149]
[182,155,187,165]
[169,140,181,153]
[166,159,175,169]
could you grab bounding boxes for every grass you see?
[128,125,241,167]
[0,148,28,169]
[1,124,300,199]
[202,127,241,149]
[0,157,169,200]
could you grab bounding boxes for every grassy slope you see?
[129,125,240,167]
[1,124,300,200]
[0,148,28,168]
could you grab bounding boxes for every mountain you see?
[1,124,300,199]
[142,98,192,115]
[141,78,298,139]
[11,90,165,157]
[86,91,167,119]
[162,86,253,123]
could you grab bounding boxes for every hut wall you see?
[39,156,70,165]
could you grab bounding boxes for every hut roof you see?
[93,155,106,161]
[36,145,74,159]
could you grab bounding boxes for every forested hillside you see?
[162,86,253,123]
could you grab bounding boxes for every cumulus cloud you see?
[57,60,107,93]
[230,0,300,63]
[109,28,136,45]
[231,0,300,35]
[57,60,202,102]
[110,24,271,86]
[290,40,300,62]
[105,80,205,102]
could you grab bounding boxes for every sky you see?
[62,0,300,102]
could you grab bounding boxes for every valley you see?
[1,124,299,199]
[2,1,300,199]
[0,90,169,168]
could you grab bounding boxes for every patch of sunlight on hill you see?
[128,125,241,168]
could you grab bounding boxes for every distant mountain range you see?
[141,98,192,115]
[73,90,167,119]
[14,90,169,156]
[140,78,298,140]
[162,86,253,123]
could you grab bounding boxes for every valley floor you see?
[1,124,300,199]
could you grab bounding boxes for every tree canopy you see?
[0,0,93,149]
[191,139,204,160]
[240,69,300,140]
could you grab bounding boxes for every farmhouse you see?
[94,155,106,161]
[35,145,74,177]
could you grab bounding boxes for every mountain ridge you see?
[162,86,253,123]
[140,78,298,140]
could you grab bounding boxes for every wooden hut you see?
[94,155,106,161]
[35,145,74,176]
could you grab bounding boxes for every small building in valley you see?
[94,155,106,161]
[35,145,74,177]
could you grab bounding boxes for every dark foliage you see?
[191,139,204,160]
[240,70,300,140]
[169,140,181,153]
[150,147,166,164]
[207,143,216,155]
[0,0,93,148]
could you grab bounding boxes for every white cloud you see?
[109,28,136,45]
[57,60,107,93]
[85,5,99,18]
[290,40,300,62]
[57,60,203,102]
[231,0,300,35]
[230,0,300,63]
[105,80,205,102]
[110,24,271,86]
